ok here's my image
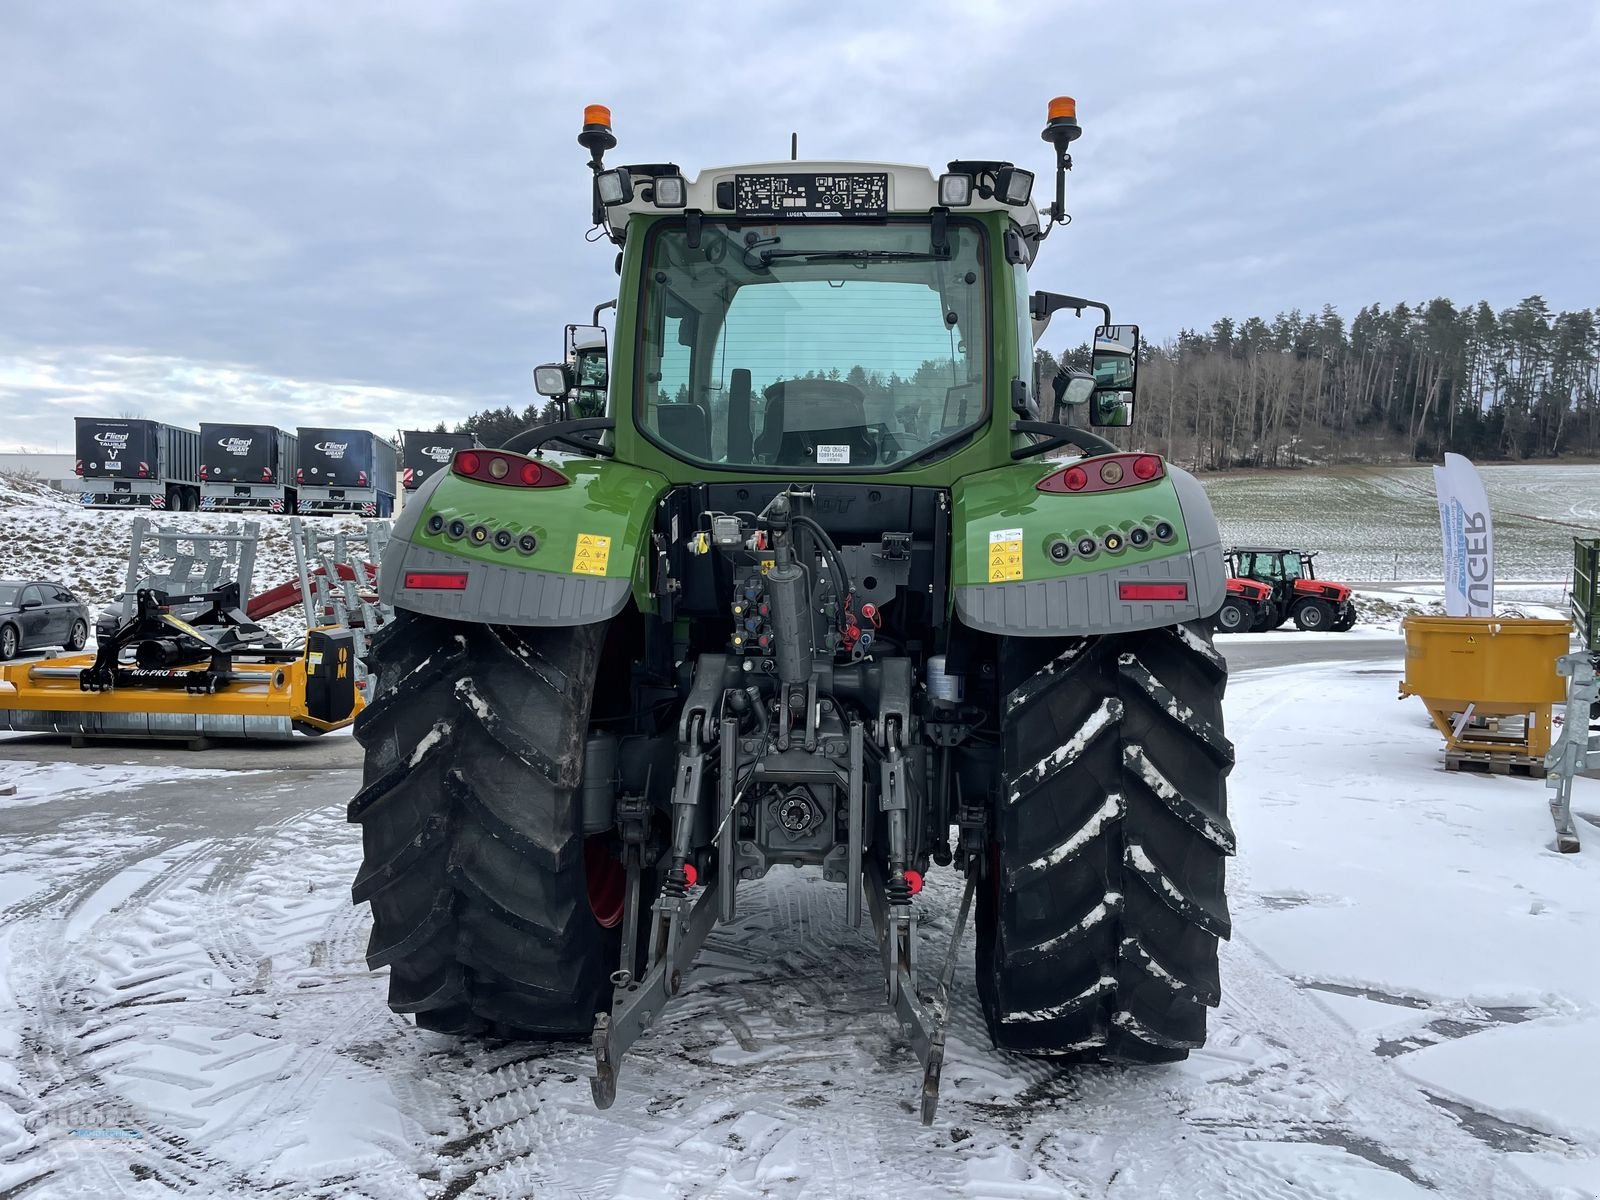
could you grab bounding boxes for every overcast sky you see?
[3,0,1597,452]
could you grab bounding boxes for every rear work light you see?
[1038,452,1165,494]
[405,571,469,590]
[1118,582,1188,601]
[452,448,569,489]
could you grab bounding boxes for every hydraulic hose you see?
[790,513,853,612]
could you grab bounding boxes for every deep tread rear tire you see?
[350,609,621,1036]
[976,622,1234,1062]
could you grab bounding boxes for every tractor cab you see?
[1225,547,1357,632]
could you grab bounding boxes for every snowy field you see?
[1203,463,1600,585]
[2,656,1597,1199]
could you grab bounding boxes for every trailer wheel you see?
[350,610,633,1036]
[976,622,1234,1061]
[1213,597,1252,633]
[1294,599,1335,631]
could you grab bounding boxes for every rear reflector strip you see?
[1118,582,1188,601]
[405,572,468,590]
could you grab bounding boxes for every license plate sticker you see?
[817,444,850,464]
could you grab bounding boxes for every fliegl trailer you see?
[200,423,299,513]
[400,430,477,506]
[295,427,399,517]
[75,418,201,511]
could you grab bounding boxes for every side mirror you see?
[533,364,572,397]
[19,599,40,611]
[567,324,609,389]
[1089,324,1140,428]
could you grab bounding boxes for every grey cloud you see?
[2,0,1596,449]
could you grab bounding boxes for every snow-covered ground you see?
[1203,462,1600,584]
[1,656,1596,1199]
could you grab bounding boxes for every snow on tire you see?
[349,609,623,1037]
[976,621,1235,1060]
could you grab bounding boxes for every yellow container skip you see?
[1399,615,1571,762]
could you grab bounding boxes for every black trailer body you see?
[75,417,202,510]
[400,430,475,504]
[199,423,299,514]
[294,427,399,516]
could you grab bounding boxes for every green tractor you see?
[349,98,1235,1123]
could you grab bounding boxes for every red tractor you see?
[1213,577,1274,633]
[1224,548,1358,632]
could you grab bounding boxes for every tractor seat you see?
[758,379,873,466]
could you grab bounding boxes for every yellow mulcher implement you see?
[0,518,381,745]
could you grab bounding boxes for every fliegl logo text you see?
[94,431,128,460]
[422,445,454,463]
[218,437,254,455]
[315,441,350,458]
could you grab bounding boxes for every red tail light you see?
[200,465,208,479]
[357,470,368,486]
[74,459,83,475]
[1038,453,1165,494]
[404,571,469,590]
[452,449,568,488]
[296,468,304,484]
[262,467,273,482]
[137,461,150,478]
[1119,582,1188,601]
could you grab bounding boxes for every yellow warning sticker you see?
[987,527,1024,583]
[760,558,775,575]
[572,533,612,576]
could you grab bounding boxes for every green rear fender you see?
[950,459,1226,636]
[378,455,669,626]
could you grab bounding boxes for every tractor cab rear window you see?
[637,219,988,471]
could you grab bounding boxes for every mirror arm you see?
[592,299,617,326]
[1010,420,1120,461]
[1029,291,1111,329]
[501,418,616,457]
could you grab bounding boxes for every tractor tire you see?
[976,622,1235,1061]
[349,609,627,1037]
[1294,599,1335,631]
[1213,597,1252,634]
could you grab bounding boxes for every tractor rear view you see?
[349,98,1235,1122]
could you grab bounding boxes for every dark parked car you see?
[0,580,92,660]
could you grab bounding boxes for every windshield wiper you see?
[753,248,950,267]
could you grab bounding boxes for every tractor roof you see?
[1228,547,1318,556]
[601,160,1042,239]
